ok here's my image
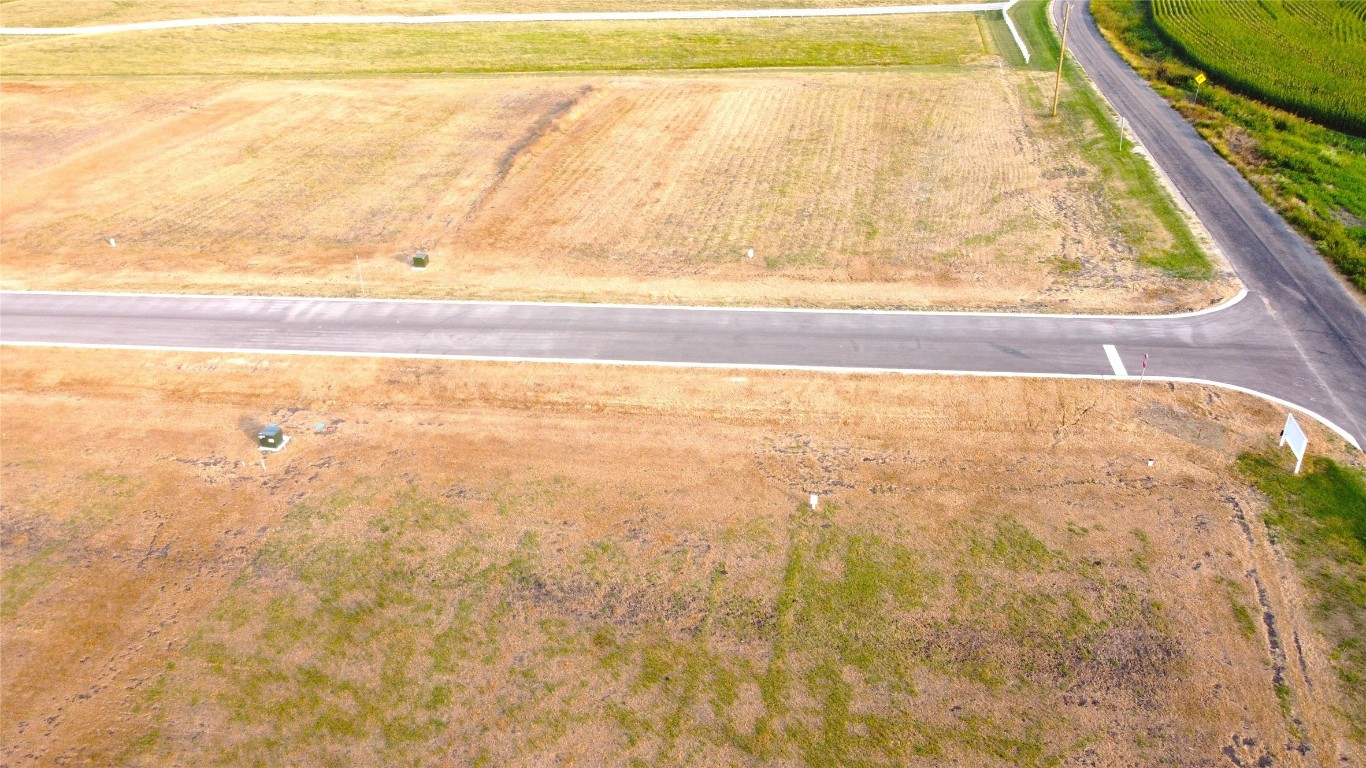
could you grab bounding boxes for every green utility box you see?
[258,424,284,449]
[412,252,429,269]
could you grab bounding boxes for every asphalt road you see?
[0,1,1011,35]
[2,0,1363,447]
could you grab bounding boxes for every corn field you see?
[1150,0,1366,135]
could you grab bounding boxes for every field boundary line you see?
[2,2,1012,36]
[3,337,1356,450]
[0,287,1249,320]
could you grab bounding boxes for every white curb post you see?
[1280,413,1308,475]
[1000,0,1030,64]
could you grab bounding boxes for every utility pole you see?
[1051,2,1072,118]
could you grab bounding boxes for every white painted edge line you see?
[4,338,1358,451]
[0,2,1011,35]
[0,286,1249,321]
[1102,344,1127,378]
[999,0,1030,64]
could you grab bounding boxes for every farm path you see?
[2,0,1364,450]
[0,1,1013,35]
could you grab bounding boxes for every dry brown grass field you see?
[0,69,1232,311]
[0,0,986,28]
[2,347,1360,766]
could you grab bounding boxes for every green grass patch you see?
[1237,452,1366,742]
[1092,0,1366,291]
[1214,575,1259,641]
[0,14,992,77]
[122,482,1185,764]
[1,547,60,619]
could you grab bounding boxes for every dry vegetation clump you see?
[2,347,1360,766]
[0,71,1232,311]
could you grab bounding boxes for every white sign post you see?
[1280,413,1308,475]
[1118,116,1128,151]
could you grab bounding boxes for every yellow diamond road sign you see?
[1195,73,1206,85]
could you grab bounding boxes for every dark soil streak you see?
[453,84,598,235]
[1226,493,1312,756]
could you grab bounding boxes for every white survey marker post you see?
[1280,413,1308,475]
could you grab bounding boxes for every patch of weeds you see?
[970,516,1062,571]
[0,547,59,619]
[168,485,493,763]
[140,482,1187,763]
[493,475,572,517]
[1049,257,1082,273]
[1130,527,1153,573]
[1238,452,1366,742]
[1215,575,1259,641]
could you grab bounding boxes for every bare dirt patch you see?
[1,347,1359,766]
[0,70,1233,311]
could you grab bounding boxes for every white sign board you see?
[1280,413,1308,475]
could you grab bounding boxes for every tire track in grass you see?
[452,83,602,251]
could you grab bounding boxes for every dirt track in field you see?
[0,0,990,29]
[0,71,1233,311]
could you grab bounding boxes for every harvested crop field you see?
[0,0,989,29]
[2,347,1362,766]
[0,69,1231,311]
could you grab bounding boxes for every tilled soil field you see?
[0,69,1233,311]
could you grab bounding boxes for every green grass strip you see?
[1238,452,1366,744]
[1012,0,1214,279]
[0,14,991,76]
